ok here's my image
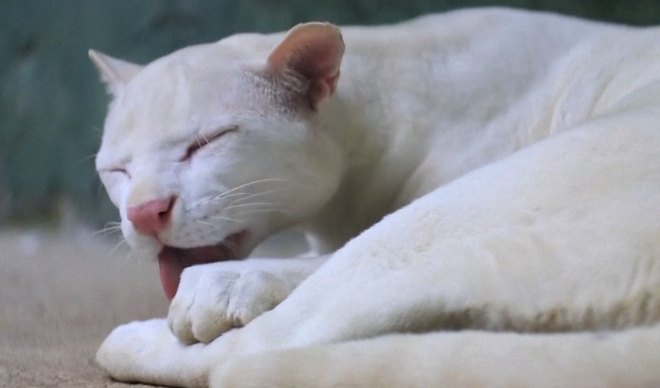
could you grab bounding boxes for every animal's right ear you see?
[89,50,143,96]
[265,22,344,111]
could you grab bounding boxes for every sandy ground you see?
[0,227,307,388]
[0,228,171,388]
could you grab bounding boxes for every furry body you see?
[91,8,660,387]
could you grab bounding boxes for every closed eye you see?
[181,125,239,162]
[105,168,131,178]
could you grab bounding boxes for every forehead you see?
[116,60,237,128]
[96,41,286,167]
[100,56,257,156]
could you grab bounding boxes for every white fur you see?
[92,7,660,387]
[168,256,326,344]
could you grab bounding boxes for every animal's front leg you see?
[212,119,660,356]
[168,256,327,344]
[97,256,327,387]
[97,319,225,387]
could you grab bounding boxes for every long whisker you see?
[204,187,292,209]
[77,152,98,164]
[96,224,121,231]
[109,238,128,255]
[207,215,245,223]
[232,208,291,217]
[93,227,122,237]
[93,222,123,237]
[195,219,222,229]
[227,187,291,205]
[223,201,282,211]
[223,238,239,258]
[95,175,106,197]
[188,177,295,215]
[190,192,251,210]
[215,178,291,200]
[121,248,135,267]
[207,191,252,203]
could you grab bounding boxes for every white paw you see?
[168,263,293,344]
[96,318,225,387]
[97,319,178,383]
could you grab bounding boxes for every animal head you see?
[91,23,345,298]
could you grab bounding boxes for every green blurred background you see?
[1,0,659,227]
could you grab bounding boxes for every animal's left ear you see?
[89,49,143,97]
[266,22,345,111]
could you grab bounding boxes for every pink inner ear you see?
[267,23,345,109]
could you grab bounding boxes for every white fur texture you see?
[92,7,660,387]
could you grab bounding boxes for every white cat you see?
[91,7,660,387]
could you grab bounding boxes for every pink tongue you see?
[158,246,232,301]
[158,249,183,301]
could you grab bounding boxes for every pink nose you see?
[127,196,177,236]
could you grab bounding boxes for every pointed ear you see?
[88,49,143,96]
[266,22,344,111]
